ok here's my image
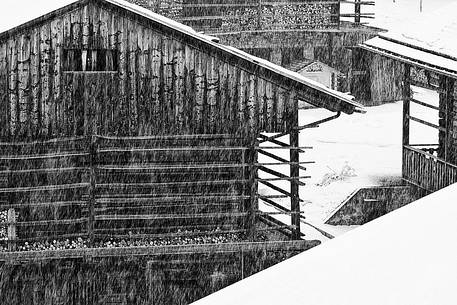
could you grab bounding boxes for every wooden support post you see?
[240,249,245,280]
[87,136,97,246]
[247,138,258,240]
[402,64,411,179]
[438,75,448,160]
[290,129,300,240]
[257,0,262,30]
[7,208,16,251]
[355,0,361,24]
[439,76,455,163]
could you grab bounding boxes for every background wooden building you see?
[125,0,398,105]
[360,2,457,194]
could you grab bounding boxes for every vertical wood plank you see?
[8,38,18,137]
[237,69,246,131]
[162,36,174,133]
[137,25,146,135]
[183,44,195,133]
[151,32,161,134]
[0,42,9,140]
[99,6,109,50]
[276,86,286,131]
[257,78,266,131]
[227,64,237,133]
[265,82,275,132]
[30,28,41,137]
[402,64,411,179]
[175,41,185,133]
[118,16,128,134]
[70,9,82,49]
[247,73,257,134]
[128,19,138,135]
[194,51,204,133]
[40,23,51,136]
[219,60,228,134]
[207,56,218,134]
[51,17,63,136]
[18,33,31,138]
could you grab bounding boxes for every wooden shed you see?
[0,1,363,304]
[360,2,457,194]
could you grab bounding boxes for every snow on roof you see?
[0,0,364,114]
[192,183,457,305]
[360,1,457,77]
[218,45,361,110]
[378,1,457,60]
[361,36,457,77]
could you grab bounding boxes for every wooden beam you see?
[0,240,320,262]
[290,128,300,240]
[409,97,440,111]
[258,180,304,202]
[257,149,308,171]
[403,65,411,147]
[407,115,446,131]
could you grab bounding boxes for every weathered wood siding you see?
[0,1,299,141]
[0,244,307,305]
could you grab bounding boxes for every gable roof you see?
[297,61,343,74]
[360,2,457,78]
[0,0,364,114]
[192,182,457,305]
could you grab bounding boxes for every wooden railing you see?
[403,145,457,192]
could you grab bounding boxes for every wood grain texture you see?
[0,2,304,141]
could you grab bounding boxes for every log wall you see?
[0,1,299,141]
[129,0,339,32]
[0,243,308,305]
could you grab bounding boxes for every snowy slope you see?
[193,182,457,305]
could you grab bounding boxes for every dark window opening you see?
[63,49,118,72]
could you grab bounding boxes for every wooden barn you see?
[0,0,363,304]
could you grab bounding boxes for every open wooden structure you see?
[361,29,457,193]
[0,0,363,303]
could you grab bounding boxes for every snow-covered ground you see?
[259,86,439,239]
[193,182,457,305]
[341,0,455,30]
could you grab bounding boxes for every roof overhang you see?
[360,36,457,79]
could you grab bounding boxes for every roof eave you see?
[359,42,457,79]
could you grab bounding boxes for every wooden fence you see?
[0,133,306,251]
[403,145,457,193]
